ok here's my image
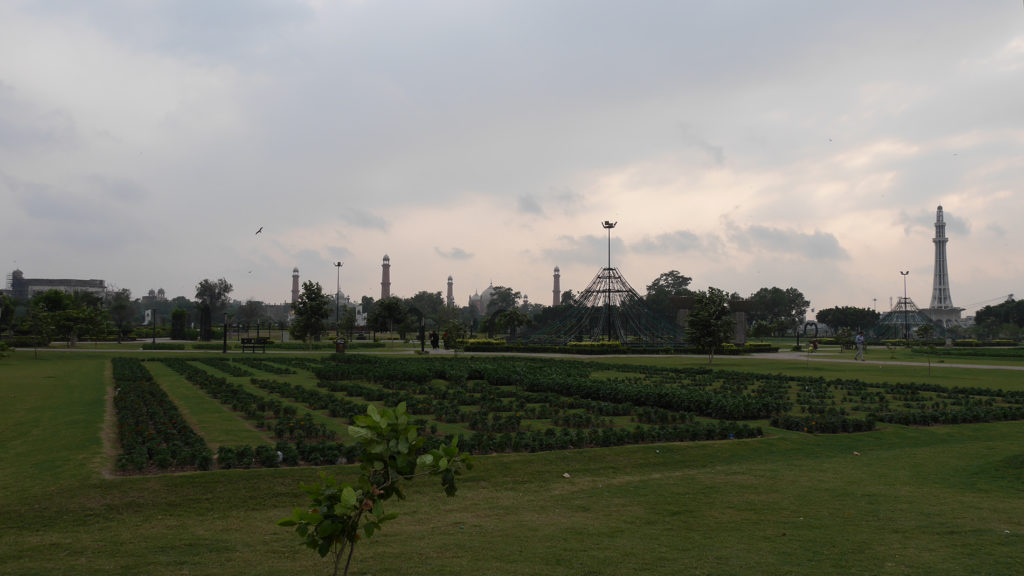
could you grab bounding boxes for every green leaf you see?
[348,425,375,442]
[341,486,358,508]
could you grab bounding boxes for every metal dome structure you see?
[872,297,945,340]
[518,266,685,347]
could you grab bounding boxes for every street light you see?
[334,261,344,337]
[602,220,617,342]
[900,271,910,345]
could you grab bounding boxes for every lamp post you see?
[602,220,617,342]
[222,312,228,354]
[900,271,910,345]
[334,261,343,337]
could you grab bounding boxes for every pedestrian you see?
[854,331,865,361]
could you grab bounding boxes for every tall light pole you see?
[602,220,617,342]
[900,270,910,345]
[334,261,343,337]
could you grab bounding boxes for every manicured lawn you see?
[1,350,1022,575]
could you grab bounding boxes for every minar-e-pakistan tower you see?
[924,205,963,327]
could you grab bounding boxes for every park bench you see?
[240,337,269,353]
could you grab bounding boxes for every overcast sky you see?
[2,1,1022,318]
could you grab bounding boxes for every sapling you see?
[279,402,471,576]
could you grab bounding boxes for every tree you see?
[405,291,444,327]
[747,287,809,337]
[290,281,331,345]
[0,294,14,336]
[108,289,134,343]
[235,300,267,328]
[278,403,471,576]
[338,306,357,341]
[170,309,189,340]
[368,297,407,337]
[485,286,520,317]
[687,287,734,364]
[560,289,577,306]
[815,306,880,332]
[646,270,693,322]
[440,319,468,352]
[494,308,531,339]
[195,278,233,341]
[915,323,936,342]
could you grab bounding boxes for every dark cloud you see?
[339,208,389,231]
[435,247,474,260]
[0,82,76,150]
[677,123,724,166]
[725,220,848,261]
[517,194,543,215]
[631,230,704,254]
[542,234,625,267]
[899,207,970,238]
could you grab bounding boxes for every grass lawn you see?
[1,350,1022,575]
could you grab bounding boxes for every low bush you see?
[141,342,186,351]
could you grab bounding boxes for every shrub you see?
[141,342,186,351]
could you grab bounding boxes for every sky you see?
[1,1,1022,319]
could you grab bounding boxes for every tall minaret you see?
[552,266,561,307]
[930,205,953,309]
[380,255,391,300]
[291,267,300,304]
[446,275,454,307]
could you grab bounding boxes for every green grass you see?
[2,350,1023,575]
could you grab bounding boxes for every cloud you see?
[542,234,625,267]
[898,207,970,237]
[435,247,474,260]
[338,208,389,231]
[517,194,544,215]
[723,219,848,260]
[630,230,705,254]
[677,123,724,166]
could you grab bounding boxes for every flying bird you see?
[255,226,263,235]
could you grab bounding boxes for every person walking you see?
[854,331,866,361]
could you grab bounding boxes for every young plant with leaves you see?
[279,403,472,576]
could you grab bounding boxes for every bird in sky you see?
[255,226,263,235]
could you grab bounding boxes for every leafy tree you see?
[338,306,357,341]
[974,297,1024,329]
[440,320,468,352]
[645,270,693,322]
[0,294,14,335]
[560,289,577,306]
[485,286,520,317]
[687,287,734,364]
[290,281,331,345]
[170,309,189,340]
[747,286,809,337]
[494,308,531,339]
[235,300,267,328]
[815,306,880,332]
[108,289,135,343]
[915,323,936,342]
[279,403,471,576]
[195,278,233,341]
[368,297,407,336]
[405,291,444,327]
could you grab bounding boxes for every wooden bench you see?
[240,337,269,353]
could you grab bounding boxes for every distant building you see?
[380,255,391,300]
[468,284,496,315]
[4,269,106,299]
[141,288,168,306]
[921,205,963,328]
